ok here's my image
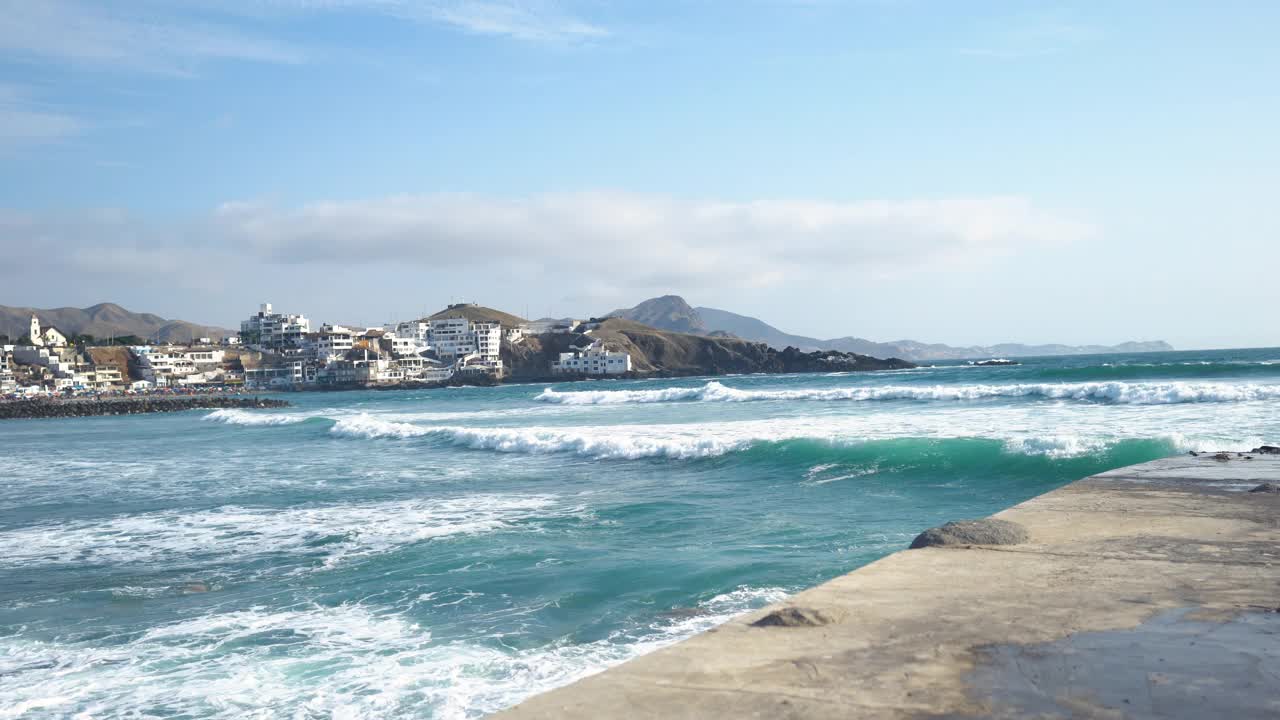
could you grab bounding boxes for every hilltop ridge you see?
[426,303,527,327]
[0,302,232,343]
[608,296,1174,361]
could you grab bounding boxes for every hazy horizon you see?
[2,1,1277,349]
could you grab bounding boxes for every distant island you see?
[609,296,1173,362]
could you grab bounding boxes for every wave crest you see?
[203,408,309,426]
[536,380,1280,406]
[331,414,431,439]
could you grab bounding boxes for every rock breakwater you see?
[0,396,289,420]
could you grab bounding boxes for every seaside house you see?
[550,343,633,376]
[306,324,356,362]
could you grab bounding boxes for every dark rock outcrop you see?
[752,607,841,628]
[1251,446,1280,455]
[1249,483,1280,494]
[910,519,1030,549]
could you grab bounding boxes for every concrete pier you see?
[496,453,1280,719]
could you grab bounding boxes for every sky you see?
[1,0,1277,349]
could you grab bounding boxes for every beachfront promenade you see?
[496,453,1280,719]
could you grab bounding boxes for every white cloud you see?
[187,0,607,43]
[0,0,605,79]
[0,0,307,73]
[7,192,1090,289]
[0,84,82,148]
[418,1,607,42]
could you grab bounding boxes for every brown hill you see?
[0,302,232,343]
[427,303,527,327]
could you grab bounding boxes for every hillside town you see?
[1,303,633,397]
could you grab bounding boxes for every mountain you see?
[609,296,1173,361]
[608,295,706,334]
[0,302,232,343]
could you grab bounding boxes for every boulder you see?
[1248,483,1280,494]
[1251,446,1280,455]
[910,519,1029,549]
[752,607,840,628]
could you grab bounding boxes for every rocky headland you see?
[505,317,915,378]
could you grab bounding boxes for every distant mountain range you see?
[608,296,1173,361]
[0,303,232,343]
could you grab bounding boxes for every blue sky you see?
[1,1,1277,348]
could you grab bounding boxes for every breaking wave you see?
[427,425,748,460]
[203,408,311,426]
[331,413,433,439]
[535,380,1280,406]
[0,585,788,720]
[0,495,564,570]
[325,413,1232,464]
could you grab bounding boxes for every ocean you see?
[2,348,1278,718]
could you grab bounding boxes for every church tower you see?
[29,315,43,347]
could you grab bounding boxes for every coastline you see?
[495,452,1280,719]
[0,395,290,420]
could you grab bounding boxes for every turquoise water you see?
[2,348,1279,718]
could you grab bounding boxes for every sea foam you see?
[331,413,433,439]
[428,425,748,460]
[535,379,1280,406]
[0,494,564,570]
[0,585,788,720]
[203,408,310,426]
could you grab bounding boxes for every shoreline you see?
[0,395,290,420]
[495,452,1280,719]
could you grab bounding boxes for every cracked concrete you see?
[493,455,1280,719]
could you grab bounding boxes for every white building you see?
[304,324,356,361]
[473,322,502,364]
[426,317,503,373]
[244,367,293,388]
[186,349,225,367]
[551,346,632,375]
[27,315,68,348]
[11,346,76,378]
[241,303,310,350]
[393,321,431,345]
[428,318,473,359]
[128,347,225,386]
[0,350,14,392]
[384,332,422,357]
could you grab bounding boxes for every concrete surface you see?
[493,454,1280,719]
